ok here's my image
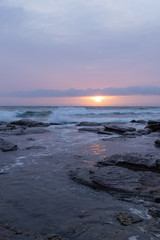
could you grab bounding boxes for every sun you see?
[92,96,105,103]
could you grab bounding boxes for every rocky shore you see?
[1,119,160,239]
[69,120,160,238]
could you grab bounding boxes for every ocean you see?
[1,106,160,239]
[0,106,160,124]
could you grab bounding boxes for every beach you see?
[0,107,160,240]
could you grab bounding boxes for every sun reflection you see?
[90,143,106,155]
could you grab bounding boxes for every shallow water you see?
[0,123,159,239]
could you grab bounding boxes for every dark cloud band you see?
[3,86,160,98]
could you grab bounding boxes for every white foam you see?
[130,208,152,220]
[16,156,26,160]
[0,110,19,122]
[128,236,139,240]
[138,226,145,233]
[1,106,160,124]
[47,106,160,124]
[151,233,160,238]
[0,159,24,173]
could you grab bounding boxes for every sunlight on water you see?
[89,143,107,155]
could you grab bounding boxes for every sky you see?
[0,0,160,106]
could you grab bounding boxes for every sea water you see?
[0,106,159,239]
[0,106,160,123]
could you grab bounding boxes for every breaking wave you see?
[0,106,160,124]
[16,110,53,118]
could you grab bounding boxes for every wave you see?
[0,106,160,124]
[0,111,19,122]
[47,107,160,124]
[50,107,160,117]
[16,110,53,118]
[71,111,160,116]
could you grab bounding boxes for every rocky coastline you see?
[1,119,160,239]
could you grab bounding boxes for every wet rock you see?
[70,165,160,198]
[148,205,160,218]
[77,122,102,126]
[98,153,160,173]
[130,120,137,123]
[154,197,160,203]
[0,126,50,136]
[26,138,35,141]
[26,146,46,150]
[104,125,136,134]
[0,124,17,131]
[78,127,101,133]
[10,119,50,127]
[130,120,146,124]
[148,222,160,237]
[69,168,97,188]
[145,120,160,132]
[137,129,151,135]
[49,123,62,125]
[24,127,50,134]
[97,130,113,135]
[116,212,143,226]
[91,166,142,194]
[47,233,68,240]
[0,221,42,240]
[123,132,140,137]
[155,139,160,147]
[0,138,18,152]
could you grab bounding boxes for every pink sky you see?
[1,95,160,106]
[0,0,160,105]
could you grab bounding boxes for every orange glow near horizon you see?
[91,96,105,103]
[5,95,160,106]
[83,96,115,106]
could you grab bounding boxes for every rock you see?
[10,119,50,128]
[77,122,102,126]
[78,127,101,133]
[0,124,19,131]
[47,233,68,240]
[148,205,160,218]
[49,123,62,125]
[98,153,160,173]
[69,168,97,188]
[130,120,146,124]
[97,130,113,135]
[155,140,160,147]
[116,212,143,226]
[123,132,140,137]
[24,128,50,134]
[154,197,160,203]
[26,146,46,150]
[70,164,160,198]
[148,223,160,237]
[104,125,136,134]
[130,120,137,123]
[145,120,160,132]
[0,138,18,152]
[91,166,142,194]
[137,129,151,135]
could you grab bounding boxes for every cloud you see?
[3,86,160,98]
[2,0,160,43]
[0,0,160,95]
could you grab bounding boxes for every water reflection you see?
[78,142,108,168]
[89,143,107,156]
